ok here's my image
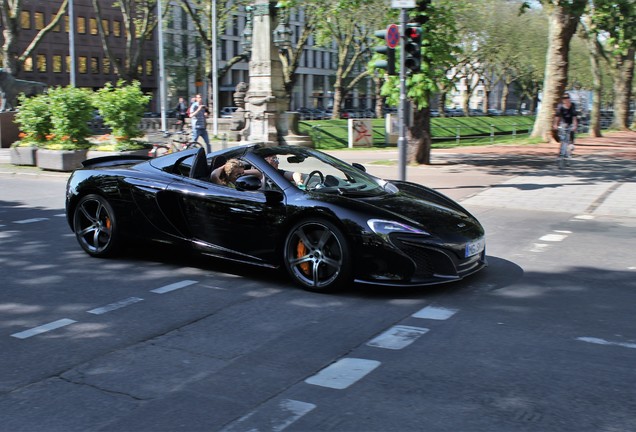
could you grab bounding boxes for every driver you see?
[245,154,304,188]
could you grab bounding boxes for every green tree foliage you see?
[47,86,95,149]
[93,80,151,140]
[14,93,52,145]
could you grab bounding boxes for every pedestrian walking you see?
[189,94,211,152]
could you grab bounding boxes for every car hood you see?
[316,183,482,239]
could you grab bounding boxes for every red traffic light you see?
[405,26,421,41]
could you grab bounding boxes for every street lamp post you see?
[68,0,76,86]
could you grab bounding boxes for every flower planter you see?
[86,149,149,159]
[36,149,89,172]
[10,146,38,166]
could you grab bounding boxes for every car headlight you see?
[367,219,430,236]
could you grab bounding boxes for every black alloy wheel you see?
[284,219,351,292]
[73,194,121,257]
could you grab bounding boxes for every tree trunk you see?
[530,3,582,141]
[611,47,635,131]
[373,75,384,118]
[588,40,603,137]
[500,82,510,111]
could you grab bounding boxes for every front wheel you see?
[73,194,121,257]
[283,219,351,292]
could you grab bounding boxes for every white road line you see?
[573,215,595,220]
[367,325,429,350]
[11,319,77,339]
[54,213,66,217]
[87,297,144,315]
[412,306,458,320]
[151,280,198,294]
[14,218,49,224]
[529,243,550,253]
[577,337,636,350]
[305,358,381,390]
[220,399,316,432]
[539,233,568,242]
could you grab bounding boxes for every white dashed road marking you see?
[14,218,49,224]
[151,280,198,294]
[367,325,429,350]
[220,399,316,432]
[539,233,568,242]
[412,306,458,320]
[305,358,381,390]
[11,319,77,339]
[577,337,636,350]
[87,297,144,315]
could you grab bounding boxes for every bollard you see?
[456,127,460,145]
[222,133,228,149]
[490,125,494,143]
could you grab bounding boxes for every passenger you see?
[211,158,244,188]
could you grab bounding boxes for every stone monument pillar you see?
[243,0,288,145]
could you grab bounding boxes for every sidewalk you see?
[327,131,636,217]
[1,131,635,217]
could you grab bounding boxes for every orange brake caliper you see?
[296,240,310,275]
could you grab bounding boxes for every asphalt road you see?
[0,144,635,431]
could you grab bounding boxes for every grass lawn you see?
[298,115,537,150]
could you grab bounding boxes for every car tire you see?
[283,219,351,292]
[73,194,121,258]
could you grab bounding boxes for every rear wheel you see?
[283,219,351,292]
[73,194,121,257]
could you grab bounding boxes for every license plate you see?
[465,238,485,258]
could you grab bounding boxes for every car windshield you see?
[253,147,390,196]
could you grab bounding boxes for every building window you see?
[103,57,110,74]
[90,18,98,35]
[181,34,188,54]
[77,17,86,34]
[21,11,31,30]
[53,55,63,73]
[180,7,188,30]
[78,56,88,73]
[146,60,153,76]
[37,54,47,72]
[91,57,99,74]
[101,19,110,36]
[113,20,121,37]
[65,16,69,32]
[35,12,45,30]
[24,57,34,72]
[137,64,143,75]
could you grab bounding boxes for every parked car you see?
[220,106,238,118]
[65,145,487,292]
[487,109,502,116]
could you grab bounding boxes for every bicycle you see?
[556,124,574,169]
[147,130,202,157]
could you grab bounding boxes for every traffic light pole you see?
[398,8,408,181]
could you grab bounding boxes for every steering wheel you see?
[305,170,325,189]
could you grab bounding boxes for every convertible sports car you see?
[65,145,486,292]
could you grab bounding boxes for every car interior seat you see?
[209,155,227,184]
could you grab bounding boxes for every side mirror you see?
[352,162,366,172]
[235,174,262,191]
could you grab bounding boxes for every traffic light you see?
[373,28,397,76]
[403,23,422,75]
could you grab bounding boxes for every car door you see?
[166,177,287,266]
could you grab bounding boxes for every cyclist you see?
[552,93,578,154]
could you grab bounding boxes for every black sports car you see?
[65,145,486,292]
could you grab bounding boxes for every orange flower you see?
[18,132,27,139]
